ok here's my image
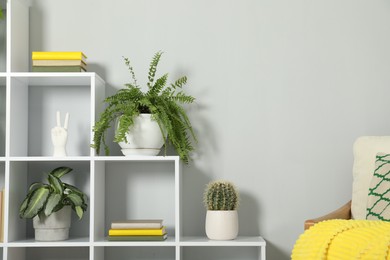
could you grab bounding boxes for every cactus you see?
[204,180,239,210]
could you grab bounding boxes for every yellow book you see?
[32,52,87,61]
[109,227,166,236]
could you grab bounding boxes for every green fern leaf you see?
[147,51,163,89]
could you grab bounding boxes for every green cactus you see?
[204,180,239,210]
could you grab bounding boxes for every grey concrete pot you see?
[33,206,71,241]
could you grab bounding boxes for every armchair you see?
[293,137,390,259]
[304,136,390,229]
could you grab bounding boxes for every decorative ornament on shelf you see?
[91,51,197,163]
[51,111,69,157]
[204,180,239,240]
[18,166,88,241]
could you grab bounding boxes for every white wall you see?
[29,0,390,259]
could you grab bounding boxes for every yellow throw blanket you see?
[292,220,390,259]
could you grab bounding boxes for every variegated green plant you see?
[19,166,88,220]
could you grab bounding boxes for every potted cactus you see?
[204,180,239,240]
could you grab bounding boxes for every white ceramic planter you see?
[33,206,71,241]
[205,210,239,240]
[117,114,164,156]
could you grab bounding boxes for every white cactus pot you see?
[205,210,239,240]
[116,114,164,156]
[33,206,71,241]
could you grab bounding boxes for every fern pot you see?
[205,210,239,240]
[33,206,71,241]
[117,114,164,156]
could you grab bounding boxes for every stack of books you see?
[32,51,87,72]
[108,219,167,241]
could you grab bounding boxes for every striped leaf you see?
[20,187,50,219]
[75,205,84,219]
[50,166,72,179]
[28,182,45,193]
[48,174,63,194]
[44,193,62,216]
[66,193,83,206]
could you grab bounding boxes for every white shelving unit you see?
[1,0,266,259]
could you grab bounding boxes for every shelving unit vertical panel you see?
[8,77,28,156]
[92,246,104,260]
[175,159,181,260]
[175,246,181,260]
[1,159,5,260]
[92,160,105,242]
[0,76,6,157]
[8,0,29,72]
[175,159,181,242]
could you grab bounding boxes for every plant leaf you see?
[44,193,62,216]
[66,193,83,206]
[19,196,29,218]
[75,205,83,220]
[147,51,163,89]
[64,183,87,199]
[20,187,50,219]
[28,182,45,193]
[48,174,64,194]
[50,166,72,179]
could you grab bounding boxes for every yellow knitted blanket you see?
[292,220,390,259]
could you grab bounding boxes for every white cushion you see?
[352,136,390,219]
[366,153,390,221]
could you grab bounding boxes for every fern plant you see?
[19,166,88,220]
[91,51,197,163]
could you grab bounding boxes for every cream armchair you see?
[304,136,390,230]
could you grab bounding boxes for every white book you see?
[111,219,163,229]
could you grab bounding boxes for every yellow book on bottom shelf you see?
[109,226,166,236]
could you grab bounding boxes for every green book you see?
[107,234,168,241]
[32,66,86,72]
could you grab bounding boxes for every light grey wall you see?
[30,0,390,259]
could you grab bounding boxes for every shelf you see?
[7,237,90,247]
[8,156,92,161]
[93,156,180,162]
[94,237,176,247]
[10,72,104,86]
[180,236,266,247]
[94,236,266,247]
